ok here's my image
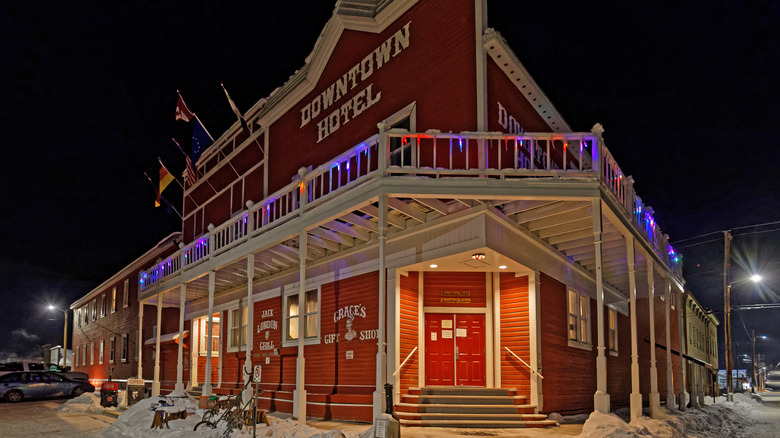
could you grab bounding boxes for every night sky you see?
[1,1,778,369]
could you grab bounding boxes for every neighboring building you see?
[70,233,181,386]
[73,0,715,426]
[682,291,719,405]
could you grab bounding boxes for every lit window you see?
[197,315,220,356]
[81,345,86,366]
[608,308,618,352]
[229,307,248,350]
[110,337,115,363]
[111,287,117,313]
[99,340,104,365]
[286,289,319,342]
[89,342,94,365]
[123,279,129,308]
[567,290,590,344]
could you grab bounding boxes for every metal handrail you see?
[393,346,418,377]
[504,346,543,379]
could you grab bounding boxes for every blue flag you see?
[192,116,213,164]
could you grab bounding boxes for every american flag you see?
[185,155,198,186]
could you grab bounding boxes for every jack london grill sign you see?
[299,21,412,143]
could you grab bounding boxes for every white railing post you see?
[246,200,255,232]
[377,123,389,176]
[207,224,215,260]
[591,124,604,174]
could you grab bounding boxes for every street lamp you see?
[48,305,68,367]
[724,274,761,402]
[751,331,767,393]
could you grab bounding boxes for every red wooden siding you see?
[499,273,530,398]
[486,57,551,133]
[398,271,420,394]
[268,0,477,195]
[423,271,486,308]
[538,273,596,414]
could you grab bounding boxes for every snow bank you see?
[578,393,761,438]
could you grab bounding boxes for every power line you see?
[672,220,780,246]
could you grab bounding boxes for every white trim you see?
[422,306,488,314]
[226,305,248,353]
[568,339,593,351]
[282,286,322,348]
[486,272,496,388]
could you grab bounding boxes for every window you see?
[229,307,248,350]
[285,289,319,342]
[608,308,618,353]
[89,342,94,365]
[100,295,106,317]
[109,337,115,363]
[84,304,89,325]
[567,290,590,345]
[123,279,129,308]
[121,334,128,362]
[92,300,97,321]
[81,344,86,366]
[74,345,79,366]
[197,315,220,355]
[77,309,81,328]
[671,290,676,308]
[99,340,104,364]
[111,287,117,313]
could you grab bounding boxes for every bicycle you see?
[194,371,265,436]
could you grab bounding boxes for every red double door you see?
[425,313,486,386]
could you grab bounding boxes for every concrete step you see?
[395,402,537,414]
[398,418,559,428]
[402,394,528,405]
[396,411,548,421]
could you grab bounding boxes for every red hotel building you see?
[72,0,711,427]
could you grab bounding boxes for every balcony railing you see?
[139,127,681,291]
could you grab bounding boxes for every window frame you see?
[567,289,592,350]
[196,315,221,357]
[92,300,97,321]
[84,304,89,325]
[111,287,117,313]
[121,334,128,363]
[123,279,129,308]
[608,307,618,354]
[89,342,94,365]
[283,287,321,347]
[227,306,248,352]
[77,309,81,328]
[99,340,104,364]
[109,336,116,364]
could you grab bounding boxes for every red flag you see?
[175,93,194,122]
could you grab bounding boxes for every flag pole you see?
[158,157,183,189]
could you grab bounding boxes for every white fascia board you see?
[482,29,571,133]
[256,1,417,129]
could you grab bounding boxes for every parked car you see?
[0,371,95,402]
[0,362,89,382]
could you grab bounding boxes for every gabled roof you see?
[335,0,393,18]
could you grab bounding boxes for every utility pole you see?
[724,230,733,401]
[752,330,756,393]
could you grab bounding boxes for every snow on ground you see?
[53,391,780,437]
[578,392,780,437]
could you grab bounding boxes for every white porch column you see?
[294,231,308,423]
[627,238,642,421]
[203,271,215,396]
[528,271,543,410]
[152,296,163,396]
[592,199,610,413]
[647,259,660,417]
[677,287,687,411]
[175,284,186,391]
[665,276,676,408]
[373,193,389,421]
[243,254,255,405]
[137,300,144,380]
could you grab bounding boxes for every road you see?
[0,398,115,437]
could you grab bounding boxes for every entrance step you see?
[397,387,557,429]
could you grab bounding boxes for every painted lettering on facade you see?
[257,308,278,351]
[299,21,412,142]
[325,303,370,343]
